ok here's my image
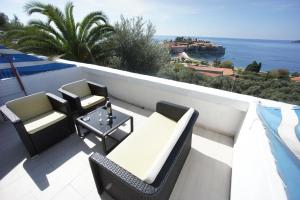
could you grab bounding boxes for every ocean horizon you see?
[154,35,300,73]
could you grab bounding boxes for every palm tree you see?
[8,1,114,63]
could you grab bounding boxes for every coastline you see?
[155,35,300,73]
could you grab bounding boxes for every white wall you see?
[58,60,254,136]
[231,103,287,200]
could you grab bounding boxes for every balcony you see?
[0,60,293,200]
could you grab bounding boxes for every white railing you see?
[59,60,256,136]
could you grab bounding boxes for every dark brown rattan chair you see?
[58,79,108,115]
[89,101,199,200]
[1,92,74,157]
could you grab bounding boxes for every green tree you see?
[219,60,234,69]
[157,63,197,82]
[213,59,221,67]
[268,69,290,80]
[0,12,9,29]
[109,16,170,74]
[245,61,262,73]
[291,72,300,77]
[175,36,185,42]
[200,60,208,65]
[7,1,114,63]
[9,15,23,28]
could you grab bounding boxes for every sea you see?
[154,35,300,73]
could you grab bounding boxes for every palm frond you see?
[12,2,114,63]
[65,2,76,39]
[28,20,65,43]
[86,24,114,46]
[24,1,68,40]
[79,11,108,41]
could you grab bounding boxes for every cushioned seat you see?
[81,95,105,109]
[89,101,198,200]
[6,92,53,121]
[3,92,74,156]
[24,111,67,134]
[58,79,108,114]
[61,80,92,98]
[107,108,194,184]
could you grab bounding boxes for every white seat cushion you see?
[24,111,67,134]
[61,79,91,98]
[107,108,194,184]
[80,95,105,109]
[6,92,53,121]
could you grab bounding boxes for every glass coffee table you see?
[75,106,133,153]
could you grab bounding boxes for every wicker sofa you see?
[58,79,108,115]
[89,101,199,200]
[1,92,74,157]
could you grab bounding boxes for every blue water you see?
[154,35,300,72]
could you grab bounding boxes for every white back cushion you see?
[107,108,195,184]
[61,79,91,98]
[144,108,194,183]
[6,92,53,121]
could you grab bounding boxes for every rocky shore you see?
[164,38,225,56]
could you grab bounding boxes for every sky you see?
[1,0,300,40]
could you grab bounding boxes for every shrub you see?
[291,72,300,77]
[219,60,234,69]
[185,59,193,63]
[206,76,232,90]
[109,16,170,74]
[175,36,185,42]
[157,63,195,82]
[0,12,8,29]
[268,69,290,80]
[200,60,209,65]
[213,59,221,67]
[245,61,262,73]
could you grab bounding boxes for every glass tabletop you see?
[77,106,131,136]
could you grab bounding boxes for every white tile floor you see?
[0,99,233,200]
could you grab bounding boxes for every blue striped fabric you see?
[0,63,76,78]
[257,105,300,200]
[0,45,75,78]
[0,54,44,63]
[295,107,300,141]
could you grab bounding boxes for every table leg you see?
[103,136,108,154]
[75,121,81,137]
[75,121,85,137]
[0,110,8,121]
[130,117,133,133]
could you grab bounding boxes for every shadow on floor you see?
[22,124,133,191]
[170,148,232,200]
[0,122,28,180]
[22,130,92,190]
[1,98,151,192]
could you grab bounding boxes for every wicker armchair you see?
[58,79,108,115]
[89,101,199,200]
[1,92,74,157]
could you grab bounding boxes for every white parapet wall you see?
[59,59,258,137]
